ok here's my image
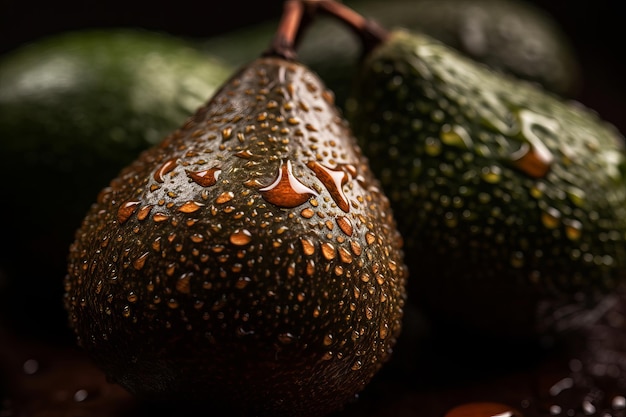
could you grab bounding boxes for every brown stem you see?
[263,0,306,60]
[302,0,390,54]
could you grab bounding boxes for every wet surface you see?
[2,289,626,417]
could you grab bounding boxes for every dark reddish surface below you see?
[2,291,626,417]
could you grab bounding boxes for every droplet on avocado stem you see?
[154,158,178,183]
[186,167,222,187]
[306,161,350,212]
[444,402,523,417]
[259,159,317,208]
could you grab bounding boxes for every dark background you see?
[1,0,624,134]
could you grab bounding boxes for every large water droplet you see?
[117,201,140,224]
[186,167,221,187]
[336,216,353,236]
[154,158,178,183]
[509,109,556,178]
[306,161,350,212]
[259,159,317,208]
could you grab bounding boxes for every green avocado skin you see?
[347,29,626,340]
[0,28,232,341]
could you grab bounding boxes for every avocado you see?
[347,28,626,341]
[63,12,408,416]
[0,28,232,342]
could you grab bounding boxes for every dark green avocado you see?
[0,28,231,342]
[63,54,407,416]
[347,29,626,341]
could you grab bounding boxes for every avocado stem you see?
[263,0,306,60]
[301,0,390,54]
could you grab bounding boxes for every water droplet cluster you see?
[348,29,626,339]
[64,56,407,417]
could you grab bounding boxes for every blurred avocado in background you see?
[0,28,232,343]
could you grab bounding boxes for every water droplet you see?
[222,127,233,141]
[321,242,336,260]
[178,201,204,213]
[216,191,234,204]
[550,405,562,415]
[133,252,149,270]
[339,247,352,264]
[582,400,596,415]
[365,232,376,245]
[176,273,192,294]
[541,207,561,229]
[168,299,179,309]
[511,109,557,178]
[424,137,442,156]
[564,219,583,241]
[336,216,353,236]
[153,213,169,222]
[444,402,523,417]
[186,167,221,187]
[379,322,389,339]
[117,201,140,224]
[509,142,553,179]
[567,187,586,207]
[300,208,315,219]
[351,360,362,371]
[510,251,524,268]
[154,158,178,183]
[481,166,502,183]
[278,332,295,344]
[323,333,334,346]
[230,229,252,246]
[22,359,39,375]
[301,238,315,255]
[73,389,89,402]
[306,161,350,212]
[127,292,138,303]
[351,241,362,256]
[612,396,626,410]
[235,276,251,289]
[235,150,253,159]
[440,124,473,149]
[259,159,317,208]
[549,377,573,396]
[137,205,153,220]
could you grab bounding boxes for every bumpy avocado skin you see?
[0,29,231,341]
[347,29,626,341]
[64,57,407,416]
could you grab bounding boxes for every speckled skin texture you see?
[63,56,407,417]
[347,29,626,340]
